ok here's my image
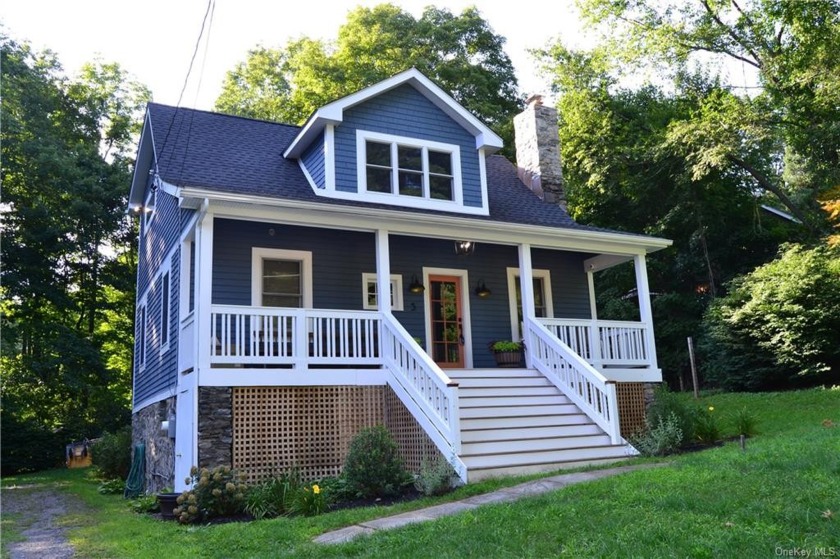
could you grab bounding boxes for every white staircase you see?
[449,368,632,481]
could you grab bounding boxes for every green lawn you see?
[3,388,838,558]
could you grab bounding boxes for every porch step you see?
[451,367,632,482]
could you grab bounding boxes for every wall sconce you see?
[409,275,425,294]
[475,280,492,298]
[454,240,475,256]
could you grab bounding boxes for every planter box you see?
[493,351,522,368]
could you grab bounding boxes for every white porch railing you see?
[207,304,467,481]
[380,313,466,482]
[539,318,650,368]
[209,305,381,367]
[525,318,622,444]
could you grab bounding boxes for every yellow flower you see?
[708,406,715,412]
[312,485,320,495]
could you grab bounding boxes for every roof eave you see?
[127,110,155,210]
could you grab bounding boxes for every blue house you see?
[128,69,671,493]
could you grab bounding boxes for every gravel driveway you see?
[2,482,86,559]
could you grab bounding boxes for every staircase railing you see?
[380,313,467,482]
[525,318,622,444]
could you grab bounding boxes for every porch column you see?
[196,212,214,371]
[586,269,603,369]
[518,244,535,367]
[375,230,392,316]
[633,253,659,370]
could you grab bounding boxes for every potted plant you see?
[489,340,524,368]
[156,489,181,520]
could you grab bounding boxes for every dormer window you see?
[357,130,462,207]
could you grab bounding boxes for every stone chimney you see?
[513,94,566,210]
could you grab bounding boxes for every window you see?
[160,270,171,351]
[143,189,156,233]
[251,248,313,308]
[357,130,461,205]
[138,304,147,369]
[506,268,554,340]
[361,273,404,311]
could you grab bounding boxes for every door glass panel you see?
[429,277,463,367]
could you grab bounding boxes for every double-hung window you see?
[251,248,313,308]
[358,131,461,206]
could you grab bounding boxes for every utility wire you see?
[156,0,216,181]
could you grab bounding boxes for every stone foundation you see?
[197,387,233,470]
[132,397,176,494]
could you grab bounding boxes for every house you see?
[128,69,671,493]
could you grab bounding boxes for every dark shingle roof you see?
[147,103,596,231]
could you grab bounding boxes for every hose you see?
[123,443,146,498]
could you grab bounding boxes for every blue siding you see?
[206,219,591,371]
[334,85,484,207]
[212,219,376,309]
[134,249,180,405]
[134,182,183,406]
[301,131,326,189]
[389,237,592,368]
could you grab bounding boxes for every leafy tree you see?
[701,244,840,390]
[535,43,802,386]
[0,35,148,473]
[575,0,840,234]
[215,4,521,151]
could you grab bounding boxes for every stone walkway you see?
[314,462,665,544]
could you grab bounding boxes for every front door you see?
[428,275,465,368]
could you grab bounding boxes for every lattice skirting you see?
[616,382,648,438]
[230,386,441,484]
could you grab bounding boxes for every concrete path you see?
[314,462,665,544]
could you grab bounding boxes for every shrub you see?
[694,406,721,444]
[343,425,412,498]
[289,483,327,517]
[647,387,696,446]
[317,475,355,504]
[701,244,840,391]
[731,407,758,437]
[629,412,684,457]
[414,456,455,496]
[91,426,132,480]
[97,478,126,495]
[244,470,303,520]
[128,494,160,514]
[174,466,248,524]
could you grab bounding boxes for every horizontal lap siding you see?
[390,237,591,368]
[334,85,483,207]
[301,131,326,189]
[212,218,375,309]
[532,248,591,319]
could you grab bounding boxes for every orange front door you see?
[428,275,465,368]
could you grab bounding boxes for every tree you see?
[701,244,840,390]
[534,42,803,386]
[0,35,148,473]
[575,0,840,234]
[215,4,521,151]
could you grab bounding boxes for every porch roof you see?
[135,103,665,246]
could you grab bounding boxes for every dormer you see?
[283,68,503,215]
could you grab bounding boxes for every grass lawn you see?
[3,388,838,558]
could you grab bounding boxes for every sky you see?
[0,0,594,111]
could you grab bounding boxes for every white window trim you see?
[355,129,464,211]
[137,299,147,371]
[251,248,313,308]
[143,188,156,234]
[506,267,554,341]
[160,263,172,355]
[361,273,403,311]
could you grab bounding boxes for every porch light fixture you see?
[408,275,425,294]
[454,240,475,256]
[475,280,491,298]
